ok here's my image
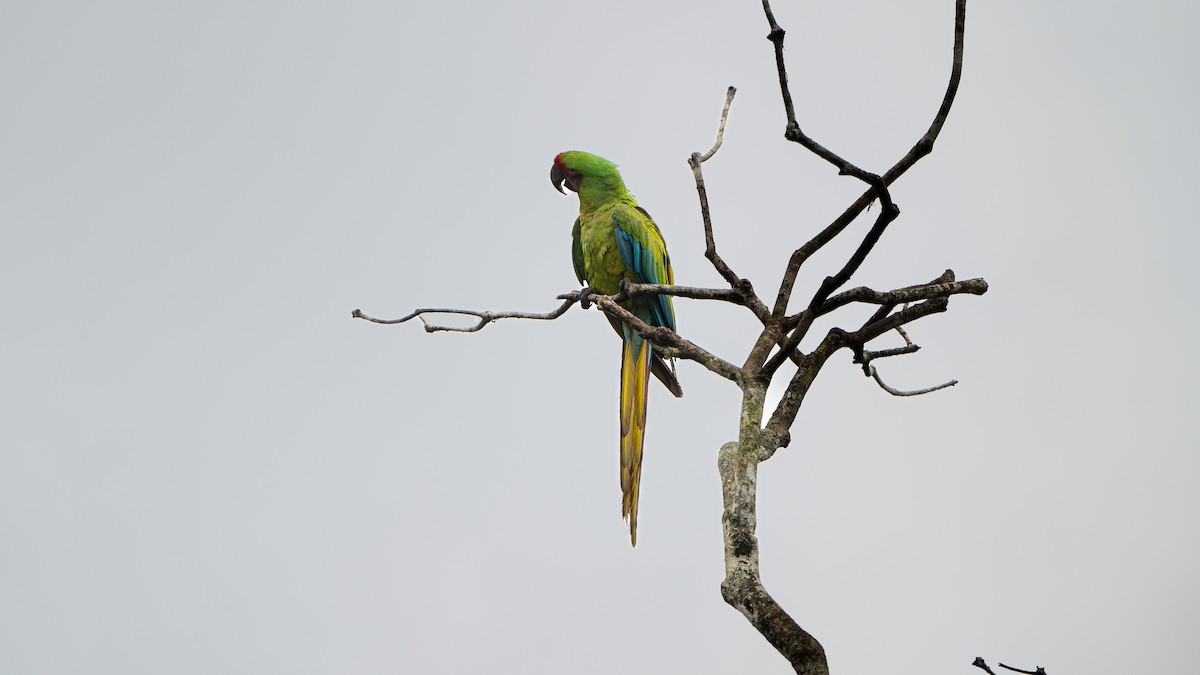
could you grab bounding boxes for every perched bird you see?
[551,151,682,546]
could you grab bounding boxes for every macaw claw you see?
[579,286,599,309]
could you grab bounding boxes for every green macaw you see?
[551,150,682,547]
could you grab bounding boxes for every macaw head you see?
[550,151,623,196]
[550,152,581,194]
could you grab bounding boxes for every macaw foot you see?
[578,286,600,309]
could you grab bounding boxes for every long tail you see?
[619,331,652,547]
[604,315,681,398]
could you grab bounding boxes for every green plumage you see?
[551,151,681,546]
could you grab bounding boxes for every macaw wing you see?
[611,203,676,332]
[570,217,587,286]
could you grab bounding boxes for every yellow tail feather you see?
[620,338,652,547]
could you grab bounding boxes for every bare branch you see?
[350,299,576,333]
[699,85,737,162]
[689,87,770,321]
[806,198,901,309]
[758,314,813,378]
[609,280,753,306]
[760,273,985,378]
[858,343,921,367]
[761,288,966,458]
[760,0,796,134]
[850,296,950,346]
[843,320,958,396]
[759,330,842,458]
[998,663,1048,675]
[761,0,888,190]
[768,0,969,320]
[591,294,743,383]
[818,277,989,315]
[892,0,969,174]
[354,290,741,382]
[351,275,773,335]
[868,366,957,397]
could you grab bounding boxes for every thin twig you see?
[761,0,887,190]
[760,294,955,455]
[350,299,576,333]
[351,278,763,333]
[688,87,769,320]
[868,366,956,397]
[860,344,920,365]
[761,0,796,133]
[699,86,737,162]
[997,663,1047,675]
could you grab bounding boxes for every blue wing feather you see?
[611,205,676,333]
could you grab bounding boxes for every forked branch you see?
[719,4,973,674]
[766,0,968,320]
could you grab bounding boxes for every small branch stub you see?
[973,658,998,675]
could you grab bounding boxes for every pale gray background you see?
[3,1,1197,673]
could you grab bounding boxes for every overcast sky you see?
[3,1,1198,673]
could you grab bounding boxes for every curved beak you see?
[550,164,575,194]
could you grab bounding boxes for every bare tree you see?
[354,1,986,672]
